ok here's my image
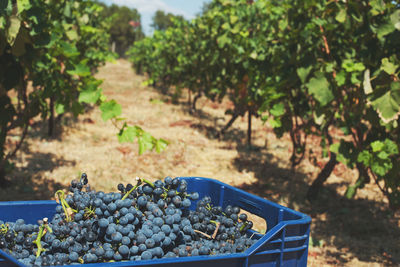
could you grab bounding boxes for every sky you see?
[100,0,211,35]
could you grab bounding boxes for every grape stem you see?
[55,190,77,222]
[121,178,142,200]
[205,204,212,211]
[193,230,212,239]
[84,206,95,219]
[239,222,248,232]
[0,224,8,234]
[212,221,220,239]
[141,178,155,188]
[33,218,52,258]
[121,177,156,200]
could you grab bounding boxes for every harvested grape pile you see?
[0,174,257,266]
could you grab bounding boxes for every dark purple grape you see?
[117,183,125,193]
[81,173,88,185]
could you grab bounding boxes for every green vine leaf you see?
[371,86,400,123]
[100,100,122,121]
[66,29,78,41]
[390,10,400,30]
[306,73,333,106]
[381,58,397,75]
[7,15,21,45]
[270,103,285,117]
[342,59,365,73]
[363,69,373,95]
[55,103,65,115]
[371,140,384,152]
[67,63,91,77]
[297,66,312,84]
[384,138,399,154]
[357,150,371,165]
[336,9,346,23]
[377,23,395,40]
[118,125,138,143]
[17,0,31,14]
[155,138,169,153]
[79,88,102,104]
[138,132,154,155]
[335,70,346,86]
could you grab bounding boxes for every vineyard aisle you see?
[2,59,399,267]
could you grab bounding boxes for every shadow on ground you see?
[28,105,94,141]
[0,149,75,201]
[232,146,400,266]
[183,106,248,143]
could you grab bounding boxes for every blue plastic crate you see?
[0,177,311,267]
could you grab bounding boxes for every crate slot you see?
[283,245,308,253]
[285,239,307,250]
[284,234,309,242]
[260,242,282,251]
[255,244,308,256]
[269,238,283,244]
[254,249,282,255]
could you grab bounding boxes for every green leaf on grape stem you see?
[66,30,78,41]
[55,103,65,115]
[336,9,346,23]
[67,63,91,77]
[59,42,80,57]
[297,66,312,84]
[330,143,340,154]
[371,89,400,123]
[313,112,325,125]
[371,161,391,176]
[371,141,384,152]
[268,118,282,128]
[79,88,102,104]
[381,58,397,75]
[306,73,333,106]
[384,139,399,154]
[270,103,285,116]
[342,59,365,72]
[100,100,122,121]
[335,70,346,86]
[118,125,138,143]
[369,0,386,16]
[377,23,395,40]
[230,15,238,24]
[390,10,400,30]
[138,132,154,155]
[357,150,371,165]
[217,34,230,48]
[155,138,168,153]
[363,69,373,95]
[7,16,20,45]
[377,151,389,160]
[16,0,31,14]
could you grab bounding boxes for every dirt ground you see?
[1,59,399,266]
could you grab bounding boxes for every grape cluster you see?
[0,174,257,266]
